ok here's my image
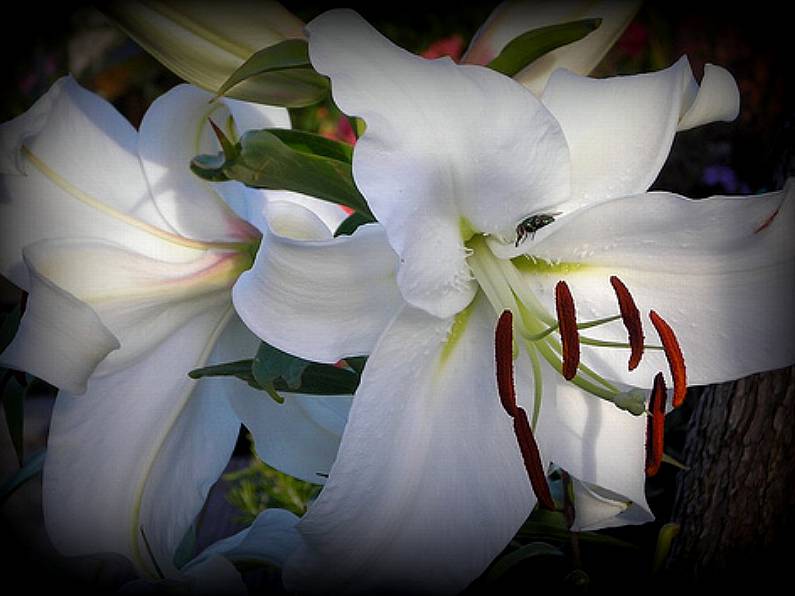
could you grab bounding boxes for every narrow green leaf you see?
[192,129,375,219]
[252,342,311,403]
[1,374,25,466]
[334,211,373,237]
[487,19,602,77]
[188,360,258,388]
[214,39,328,103]
[485,542,563,581]
[0,449,44,505]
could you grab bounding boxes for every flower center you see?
[466,235,687,439]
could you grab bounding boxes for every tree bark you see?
[666,366,795,586]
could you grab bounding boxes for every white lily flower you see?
[0,77,352,578]
[231,10,795,594]
[463,0,642,94]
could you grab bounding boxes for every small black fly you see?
[515,212,561,247]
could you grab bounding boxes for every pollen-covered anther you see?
[645,372,667,477]
[555,281,580,380]
[513,407,556,510]
[494,310,554,510]
[610,276,645,370]
[495,310,517,417]
[649,310,687,407]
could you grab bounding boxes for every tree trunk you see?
[666,366,795,586]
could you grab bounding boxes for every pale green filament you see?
[466,235,645,418]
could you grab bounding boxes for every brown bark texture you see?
[666,366,795,586]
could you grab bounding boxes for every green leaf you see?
[189,356,361,398]
[485,542,563,582]
[192,129,375,219]
[267,128,353,163]
[1,374,25,466]
[214,39,328,104]
[487,19,602,77]
[0,449,44,505]
[252,342,312,404]
[288,364,360,395]
[334,211,373,237]
[188,360,258,388]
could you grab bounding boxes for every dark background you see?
[1,1,792,593]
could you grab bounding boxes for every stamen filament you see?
[526,341,543,430]
[555,281,580,380]
[645,372,667,477]
[579,336,664,351]
[649,310,687,407]
[610,276,645,371]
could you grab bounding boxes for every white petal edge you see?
[540,57,717,212]
[0,256,119,394]
[678,63,740,131]
[465,1,641,92]
[185,508,301,571]
[233,223,402,364]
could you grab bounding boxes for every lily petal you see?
[43,307,239,578]
[233,223,401,363]
[0,76,193,288]
[465,1,641,95]
[522,185,795,386]
[541,56,738,210]
[284,299,535,595]
[138,84,268,243]
[185,508,301,571]
[533,362,650,524]
[21,239,239,374]
[569,477,651,531]
[208,315,352,483]
[0,255,119,394]
[307,9,570,318]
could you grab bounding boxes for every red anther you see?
[609,276,645,371]
[645,372,667,477]
[495,310,517,417]
[513,407,556,510]
[555,281,580,380]
[649,310,687,408]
